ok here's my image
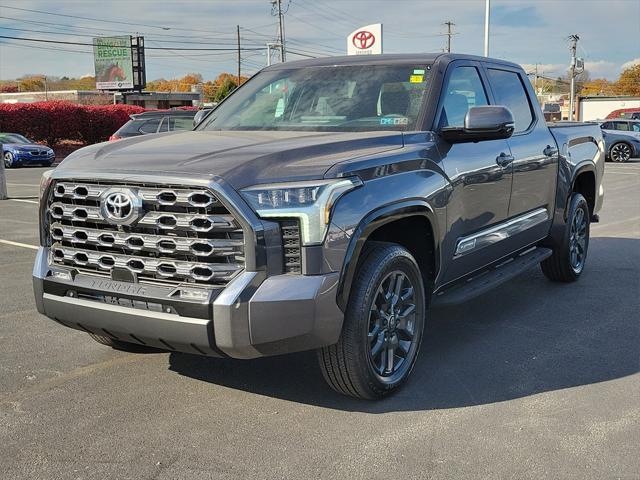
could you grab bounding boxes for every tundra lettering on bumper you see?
[33,247,343,359]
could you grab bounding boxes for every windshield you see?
[0,134,31,144]
[198,64,431,132]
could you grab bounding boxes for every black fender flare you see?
[335,199,440,311]
[569,161,596,216]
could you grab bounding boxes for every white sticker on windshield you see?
[380,117,409,126]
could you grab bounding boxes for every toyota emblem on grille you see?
[100,188,142,225]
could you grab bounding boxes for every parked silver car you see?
[598,119,640,162]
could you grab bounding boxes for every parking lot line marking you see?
[6,183,40,187]
[8,199,39,204]
[0,239,39,250]
[605,171,639,176]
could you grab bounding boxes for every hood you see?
[57,130,404,189]
[5,143,52,151]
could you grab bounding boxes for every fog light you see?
[52,270,72,281]
[179,288,209,301]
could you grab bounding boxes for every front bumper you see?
[12,153,54,164]
[33,247,343,359]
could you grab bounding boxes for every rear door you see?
[435,61,515,283]
[484,65,557,244]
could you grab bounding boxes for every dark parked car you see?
[109,110,196,141]
[1,133,55,168]
[598,119,640,162]
[35,54,604,399]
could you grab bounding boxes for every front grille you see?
[46,181,245,285]
[280,220,301,274]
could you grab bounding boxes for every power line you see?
[0,35,265,51]
[0,4,173,31]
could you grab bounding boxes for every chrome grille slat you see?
[51,244,242,282]
[47,180,245,285]
[49,202,238,232]
[54,182,219,208]
[50,223,243,257]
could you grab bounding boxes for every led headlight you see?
[241,178,361,245]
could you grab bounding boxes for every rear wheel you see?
[88,333,161,353]
[318,243,426,399]
[541,193,590,282]
[609,142,632,162]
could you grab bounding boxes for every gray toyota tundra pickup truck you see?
[33,54,604,399]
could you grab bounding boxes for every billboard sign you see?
[347,24,383,55]
[93,36,134,90]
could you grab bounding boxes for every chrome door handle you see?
[543,145,558,157]
[496,152,514,167]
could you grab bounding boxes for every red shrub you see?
[0,101,145,146]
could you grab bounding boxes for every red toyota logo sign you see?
[352,30,375,50]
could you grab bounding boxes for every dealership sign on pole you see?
[347,24,383,55]
[93,36,145,91]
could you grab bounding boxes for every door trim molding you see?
[455,208,549,256]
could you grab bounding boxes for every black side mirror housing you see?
[441,106,515,143]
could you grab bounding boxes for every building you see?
[115,91,201,109]
[0,90,112,105]
[0,90,202,109]
[577,96,640,121]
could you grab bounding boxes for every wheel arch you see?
[571,164,596,217]
[336,200,440,311]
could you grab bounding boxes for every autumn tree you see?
[580,78,616,96]
[615,64,640,96]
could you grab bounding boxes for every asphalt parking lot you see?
[0,162,638,479]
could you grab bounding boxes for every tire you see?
[4,151,14,168]
[318,242,426,399]
[541,193,590,282]
[609,142,632,162]
[88,333,161,353]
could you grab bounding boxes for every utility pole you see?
[484,0,490,57]
[444,21,455,53]
[272,0,286,62]
[236,25,241,87]
[568,34,579,121]
[534,63,538,94]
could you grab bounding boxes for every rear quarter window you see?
[487,68,534,133]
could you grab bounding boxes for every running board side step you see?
[431,247,553,307]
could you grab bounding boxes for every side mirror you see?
[441,106,515,143]
[193,108,211,127]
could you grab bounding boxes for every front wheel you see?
[318,243,426,399]
[4,151,14,168]
[541,193,590,282]
[609,142,632,162]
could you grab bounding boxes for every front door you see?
[435,62,514,283]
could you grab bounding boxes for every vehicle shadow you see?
[168,236,639,412]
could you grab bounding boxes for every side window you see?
[600,122,610,130]
[138,118,161,134]
[157,117,169,133]
[440,66,488,128]
[169,117,195,131]
[613,121,630,131]
[631,122,640,133]
[487,69,534,133]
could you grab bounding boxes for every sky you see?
[0,0,638,82]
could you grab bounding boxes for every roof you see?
[263,53,522,71]
[131,110,196,118]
